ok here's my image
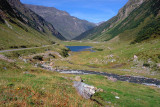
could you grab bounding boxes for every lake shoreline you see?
[66,46,94,52]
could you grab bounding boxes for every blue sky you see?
[21,0,128,23]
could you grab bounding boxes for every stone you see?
[75,76,82,82]
[49,62,54,66]
[96,88,104,92]
[73,81,96,99]
[115,96,120,99]
[157,63,160,68]
[23,59,27,63]
[133,55,138,61]
[3,67,7,70]
[106,76,117,82]
[23,71,29,74]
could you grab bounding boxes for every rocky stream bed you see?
[40,63,160,88]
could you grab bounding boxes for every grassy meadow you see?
[0,20,59,50]
[0,37,160,106]
[58,38,160,79]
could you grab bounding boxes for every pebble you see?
[3,67,7,70]
[115,96,120,99]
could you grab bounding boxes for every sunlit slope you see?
[0,0,65,50]
[75,0,160,43]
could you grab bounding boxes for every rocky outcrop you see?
[73,81,96,99]
[117,0,145,21]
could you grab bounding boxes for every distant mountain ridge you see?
[75,0,160,43]
[25,4,96,40]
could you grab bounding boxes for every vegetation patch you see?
[33,55,43,61]
[60,48,70,57]
[131,17,160,44]
[143,63,150,67]
[93,48,104,51]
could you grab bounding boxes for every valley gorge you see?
[0,0,160,106]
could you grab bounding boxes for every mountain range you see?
[25,4,96,40]
[7,0,66,40]
[0,0,159,50]
[0,0,66,50]
[75,0,160,43]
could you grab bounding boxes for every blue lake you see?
[66,46,93,52]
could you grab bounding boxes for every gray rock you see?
[157,63,160,68]
[75,76,82,82]
[3,67,7,70]
[133,55,138,62]
[96,88,104,92]
[23,71,29,74]
[73,81,96,99]
[105,76,117,82]
[115,96,120,99]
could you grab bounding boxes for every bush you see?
[12,52,20,57]
[143,63,150,67]
[93,48,103,51]
[10,46,18,49]
[0,47,4,50]
[60,48,70,57]
[7,83,14,87]
[51,41,56,44]
[49,54,55,58]
[33,55,43,61]
[20,45,27,48]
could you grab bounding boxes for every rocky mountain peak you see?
[117,0,145,22]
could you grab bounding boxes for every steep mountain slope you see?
[0,0,65,50]
[75,0,160,43]
[7,0,66,40]
[25,4,96,40]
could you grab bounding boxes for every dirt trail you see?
[0,45,53,53]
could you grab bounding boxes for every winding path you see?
[0,45,53,53]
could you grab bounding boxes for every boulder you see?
[73,81,96,99]
[75,76,82,82]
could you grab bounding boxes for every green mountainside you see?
[0,0,66,50]
[25,4,96,40]
[75,0,160,43]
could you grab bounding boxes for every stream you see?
[38,45,160,88]
[56,69,160,88]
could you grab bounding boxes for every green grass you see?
[76,0,160,44]
[0,38,160,106]
[0,51,160,106]
[0,59,98,106]
[57,39,160,79]
[0,19,59,50]
[81,75,160,106]
[1,44,67,58]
